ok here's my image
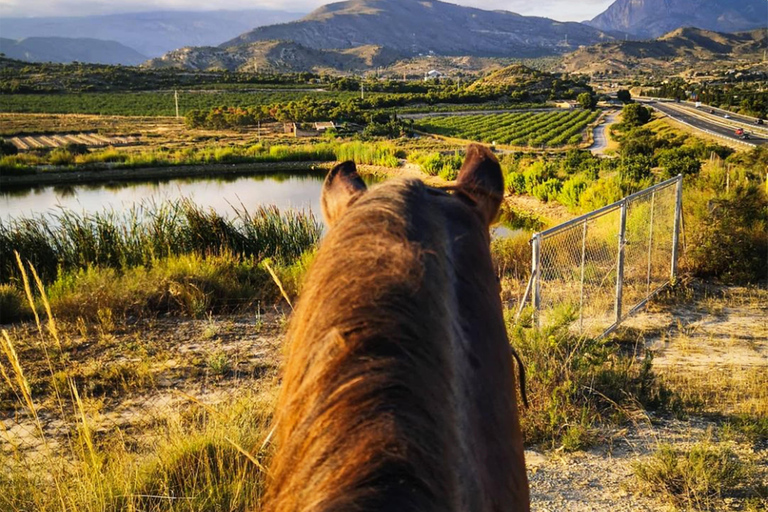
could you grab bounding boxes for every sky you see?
[0,0,617,22]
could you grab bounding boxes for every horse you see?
[264,144,529,512]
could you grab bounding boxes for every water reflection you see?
[2,171,533,239]
[1,172,330,222]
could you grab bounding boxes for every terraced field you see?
[415,110,601,147]
[8,132,138,150]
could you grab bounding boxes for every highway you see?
[640,100,767,147]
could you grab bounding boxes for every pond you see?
[1,172,329,222]
[1,171,528,237]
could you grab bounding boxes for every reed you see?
[0,200,322,286]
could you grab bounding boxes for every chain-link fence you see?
[525,175,683,337]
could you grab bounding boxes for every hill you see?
[467,64,591,100]
[588,0,768,38]
[221,0,616,58]
[0,37,147,66]
[558,27,767,76]
[145,41,404,73]
[0,9,303,58]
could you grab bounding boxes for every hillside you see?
[588,0,768,38]
[145,41,404,73]
[559,27,767,76]
[221,0,616,58]
[467,64,590,100]
[0,37,147,66]
[1,9,303,58]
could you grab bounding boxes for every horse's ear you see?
[321,161,367,226]
[456,144,503,226]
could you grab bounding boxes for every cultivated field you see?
[415,110,601,147]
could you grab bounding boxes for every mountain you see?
[0,37,147,65]
[222,0,616,58]
[145,40,404,73]
[0,9,304,59]
[558,27,767,76]
[587,0,768,38]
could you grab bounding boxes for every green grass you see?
[0,199,322,286]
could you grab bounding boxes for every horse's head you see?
[267,144,528,512]
[321,143,503,231]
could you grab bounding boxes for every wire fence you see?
[525,175,683,337]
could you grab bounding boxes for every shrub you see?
[633,441,751,509]
[621,103,652,128]
[530,178,562,202]
[657,147,702,178]
[49,148,75,166]
[558,175,590,210]
[579,177,624,211]
[0,283,31,323]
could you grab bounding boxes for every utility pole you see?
[174,90,180,119]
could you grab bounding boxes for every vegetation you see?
[633,440,759,510]
[0,141,403,175]
[0,199,321,300]
[415,110,600,148]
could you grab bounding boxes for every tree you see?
[578,92,597,110]
[616,89,632,104]
[621,103,651,128]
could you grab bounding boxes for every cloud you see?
[0,0,614,21]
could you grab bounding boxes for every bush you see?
[579,177,624,211]
[633,441,751,509]
[558,175,590,210]
[0,283,31,323]
[531,178,562,202]
[49,148,75,166]
[621,103,652,128]
[657,147,701,178]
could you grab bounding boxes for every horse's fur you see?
[265,144,529,512]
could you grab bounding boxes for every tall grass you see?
[333,141,401,167]
[0,200,322,286]
[0,260,275,511]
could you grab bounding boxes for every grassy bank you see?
[0,140,403,176]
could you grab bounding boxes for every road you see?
[589,111,619,155]
[640,100,767,147]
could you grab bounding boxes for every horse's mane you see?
[265,179,468,511]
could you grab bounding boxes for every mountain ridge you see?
[1,9,304,59]
[0,37,147,66]
[221,0,616,58]
[145,40,404,73]
[588,0,768,38]
[558,27,767,76]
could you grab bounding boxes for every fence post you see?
[579,220,588,333]
[615,200,627,325]
[531,233,541,329]
[671,174,683,283]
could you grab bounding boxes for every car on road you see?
[709,109,715,114]
[735,128,750,140]
[757,119,765,126]
[724,114,731,119]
